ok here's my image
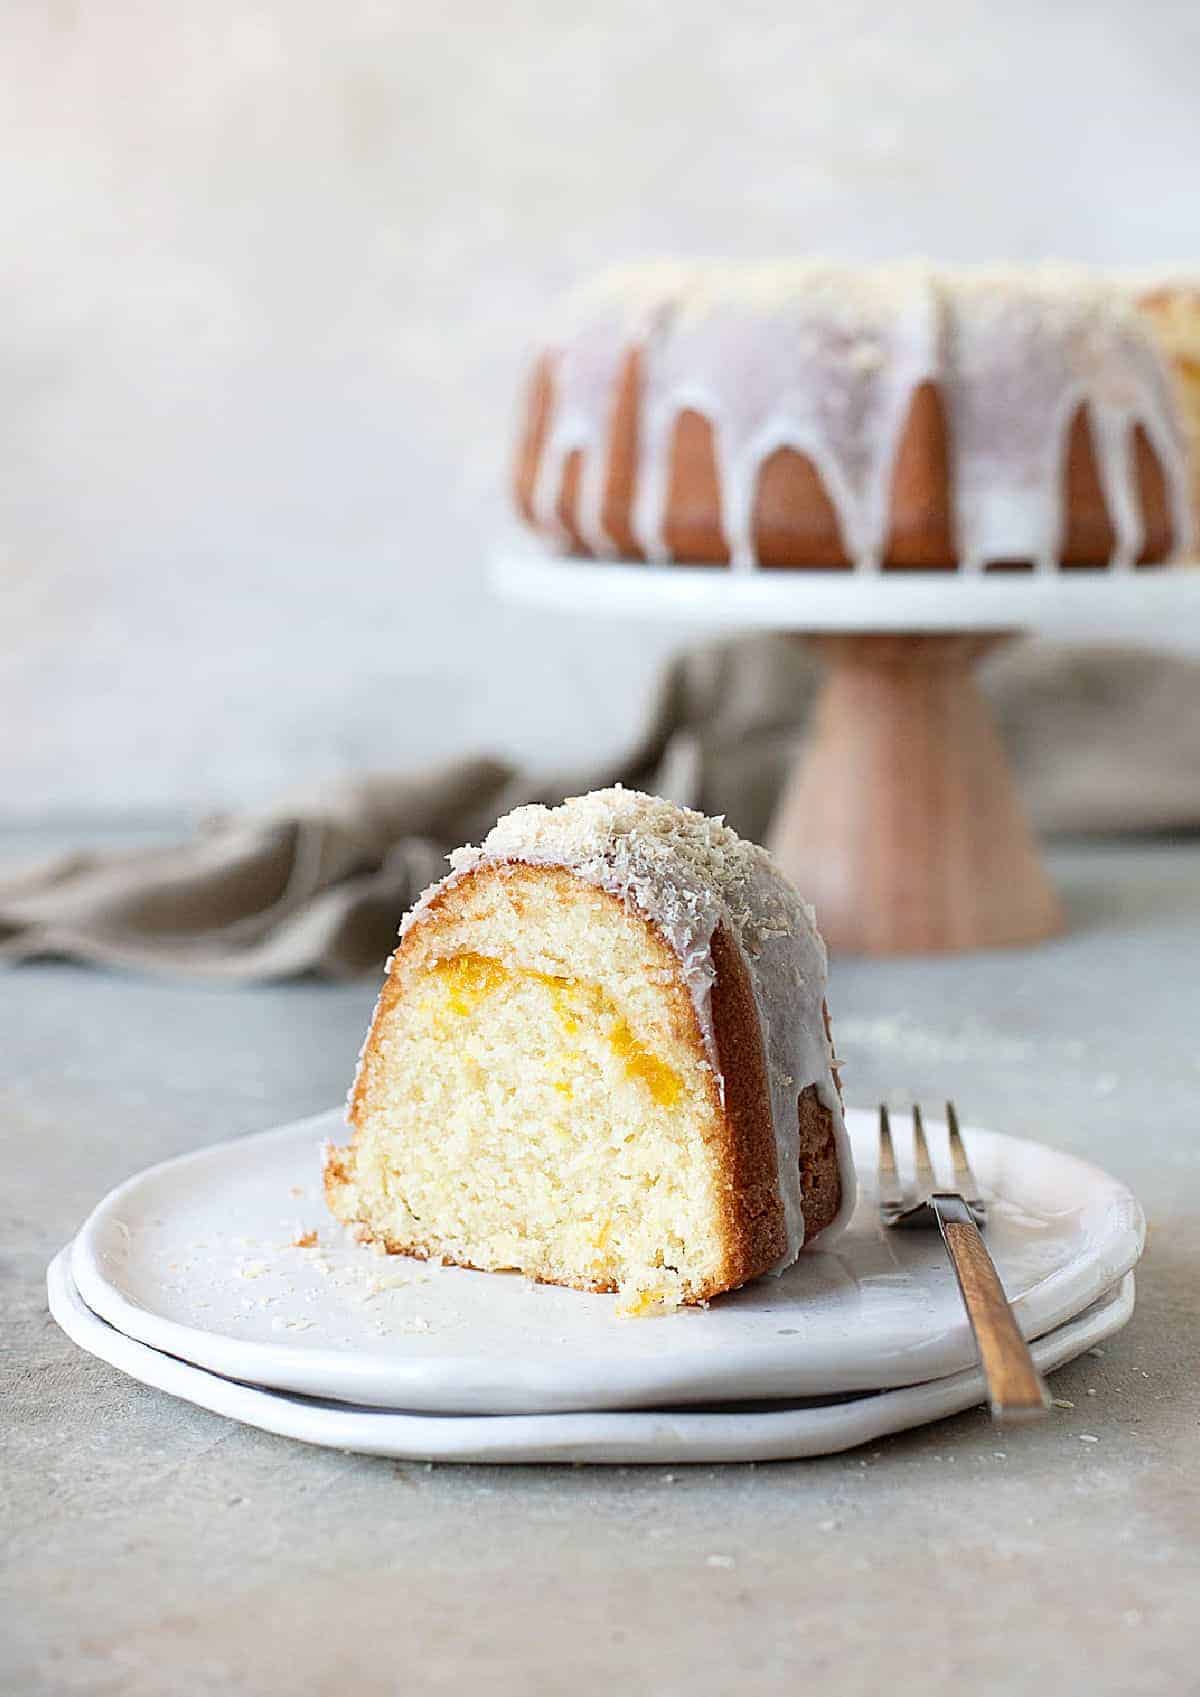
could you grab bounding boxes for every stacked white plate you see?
[49,1108,1145,1463]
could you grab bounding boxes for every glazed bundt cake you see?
[514,262,1195,572]
[324,788,853,1309]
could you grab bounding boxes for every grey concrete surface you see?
[4,836,1199,1697]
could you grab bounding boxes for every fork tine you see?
[878,1104,903,1209]
[912,1103,937,1196]
[946,1100,976,1195]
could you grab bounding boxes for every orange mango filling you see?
[606,1017,683,1107]
[423,952,683,1108]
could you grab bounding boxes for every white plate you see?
[69,1108,1144,1414]
[491,540,1200,651]
[47,1251,1135,1463]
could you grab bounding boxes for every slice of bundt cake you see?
[323,788,854,1309]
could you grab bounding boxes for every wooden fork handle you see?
[932,1195,1051,1421]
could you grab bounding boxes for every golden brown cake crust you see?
[796,1085,842,1243]
[703,919,788,1286]
[326,859,841,1302]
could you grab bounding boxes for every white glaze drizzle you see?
[532,262,1194,570]
[403,787,856,1266]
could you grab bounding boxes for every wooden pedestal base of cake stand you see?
[491,543,1200,955]
[766,633,1063,956]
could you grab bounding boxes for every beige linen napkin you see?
[2,636,1198,980]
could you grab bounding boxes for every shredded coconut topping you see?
[448,785,820,970]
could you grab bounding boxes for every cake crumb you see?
[616,1285,683,1320]
[239,1260,270,1280]
[292,1229,319,1249]
[1052,1398,1075,1409]
[289,1186,307,1199]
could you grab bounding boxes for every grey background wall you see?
[2,0,1197,819]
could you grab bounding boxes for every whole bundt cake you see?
[514,262,1196,572]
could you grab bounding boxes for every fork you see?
[879,1102,1050,1423]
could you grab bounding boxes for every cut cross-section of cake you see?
[323,788,854,1309]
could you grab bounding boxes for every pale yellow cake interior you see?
[326,865,732,1308]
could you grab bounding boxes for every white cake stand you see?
[493,540,1200,956]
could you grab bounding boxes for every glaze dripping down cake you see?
[514,262,1196,572]
[324,788,854,1309]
